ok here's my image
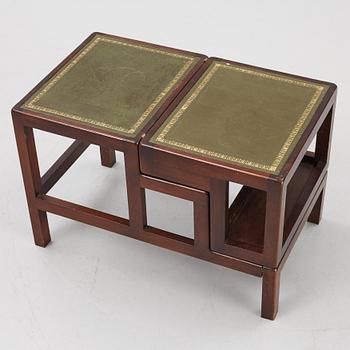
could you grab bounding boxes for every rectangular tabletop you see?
[148,58,334,175]
[18,33,205,141]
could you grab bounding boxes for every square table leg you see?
[308,189,325,225]
[261,267,281,320]
[100,146,116,167]
[13,116,51,247]
[308,106,334,224]
[261,181,286,319]
[209,179,228,252]
[124,146,147,232]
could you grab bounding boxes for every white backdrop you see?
[1,1,349,349]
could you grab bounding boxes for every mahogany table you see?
[13,32,337,320]
[140,58,337,319]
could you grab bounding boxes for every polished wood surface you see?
[99,146,116,167]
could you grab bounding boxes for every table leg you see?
[100,146,116,167]
[263,181,286,268]
[261,267,281,320]
[261,180,286,319]
[307,106,334,225]
[209,179,228,253]
[308,189,325,224]
[13,116,51,247]
[124,146,147,232]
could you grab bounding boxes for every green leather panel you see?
[151,60,329,174]
[22,34,199,137]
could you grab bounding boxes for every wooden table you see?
[13,32,337,320]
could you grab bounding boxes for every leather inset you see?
[23,34,199,136]
[151,60,328,174]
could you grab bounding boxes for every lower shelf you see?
[226,155,324,254]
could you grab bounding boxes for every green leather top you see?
[150,60,329,174]
[22,34,200,137]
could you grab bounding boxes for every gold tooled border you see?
[154,62,326,173]
[23,35,196,135]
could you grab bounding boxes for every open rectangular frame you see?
[12,108,262,280]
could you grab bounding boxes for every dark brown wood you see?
[140,225,262,277]
[193,194,209,252]
[208,154,325,263]
[307,106,335,224]
[140,174,210,252]
[11,33,206,255]
[261,267,281,320]
[282,162,326,255]
[314,107,335,164]
[139,56,336,319]
[100,146,116,167]
[12,35,337,320]
[140,174,206,202]
[36,194,130,235]
[283,156,322,236]
[279,173,327,270]
[263,180,286,268]
[209,180,228,250]
[13,116,51,247]
[124,145,147,232]
[138,175,261,276]
[308,189,324,225]
[14,109,131,151]
[41,140,89,194]
[227,186,265,253]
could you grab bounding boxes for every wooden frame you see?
[140,58,337,319]
[12,32,205,244]
[13,35,337,320]
[12,110,263,277]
